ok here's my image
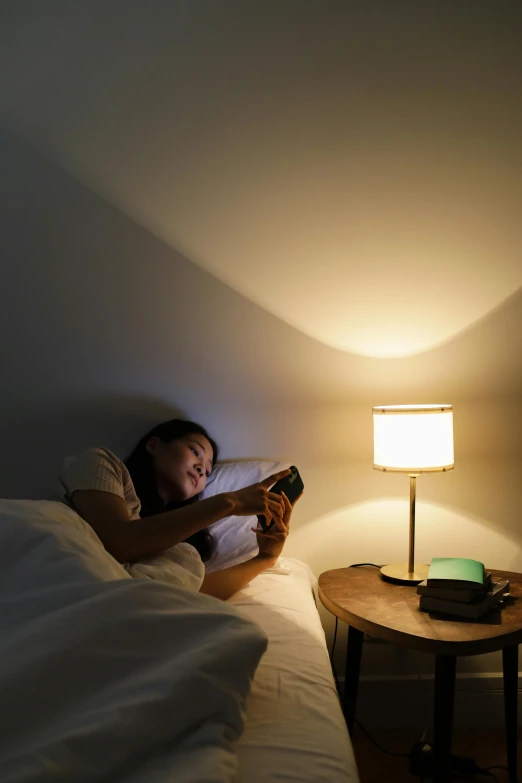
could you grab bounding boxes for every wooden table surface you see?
[319,566,522,656]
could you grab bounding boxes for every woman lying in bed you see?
[54,419,299,600]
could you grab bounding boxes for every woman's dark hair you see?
[125,419,219,562]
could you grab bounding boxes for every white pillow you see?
[0,499,268,783]
[201,460,291,573]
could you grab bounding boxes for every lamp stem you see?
[408,475,417,575]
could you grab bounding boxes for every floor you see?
[352,727,519,782]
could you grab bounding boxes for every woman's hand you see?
[252,490,302,562]
[200,487,303,600]
[226,469,291,527]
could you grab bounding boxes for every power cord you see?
[328,563,516,782]
[481,766,511,782]
[329,615,342,701]
[408,740,503,780]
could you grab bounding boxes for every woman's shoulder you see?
[84,446,124,465]
[57,446,135,503]
[65,446,123,468]
[61,446,130,482]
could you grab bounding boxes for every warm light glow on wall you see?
[373,404,454,473]
[3,3,522,362]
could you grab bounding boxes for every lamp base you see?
[380,562,430,585]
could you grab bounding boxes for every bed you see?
[0,498,358,783]
[231,557,357,782]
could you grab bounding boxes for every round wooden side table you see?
[319,565,522,783]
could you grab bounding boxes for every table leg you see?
[433,655,456,783]
[503,645,518,782]
[344,625,364,736]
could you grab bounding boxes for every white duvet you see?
[124,540,205,590]
[116,549,357,781]
[0,500,267,783]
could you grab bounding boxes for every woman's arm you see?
[70,469,290,563]
[71,490,234,563]
[200,553,277,601]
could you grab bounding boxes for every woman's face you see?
[146,433,214,503]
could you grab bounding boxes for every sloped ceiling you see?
[1,1,521,359]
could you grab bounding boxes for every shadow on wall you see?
[285,497,522,577]
[0,394,185,500]
[1,127,521,530]
[0,125,521,412]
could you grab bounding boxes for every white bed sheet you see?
[229,557,359,783]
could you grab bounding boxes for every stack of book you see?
[417,558,510,619]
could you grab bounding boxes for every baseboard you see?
[339,673,521,729]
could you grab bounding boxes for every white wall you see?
[2,2,522,734]
[2,130,522,703]
[2,1,522,361]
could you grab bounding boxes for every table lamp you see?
[373,404,454,585]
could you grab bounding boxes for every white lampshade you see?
[373,404,454,473]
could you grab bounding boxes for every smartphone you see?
[257,465,304,533]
